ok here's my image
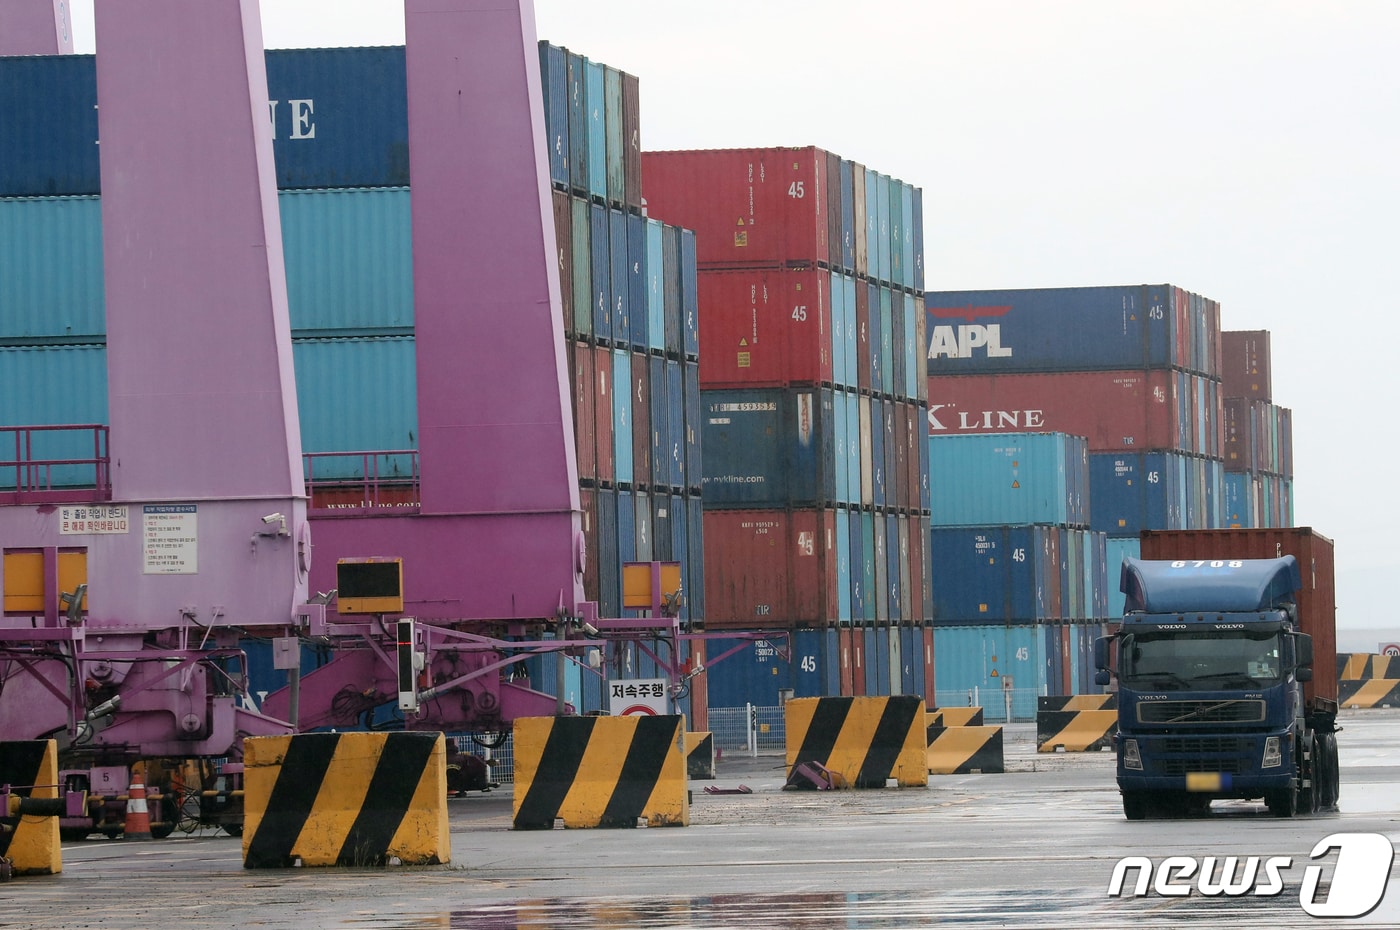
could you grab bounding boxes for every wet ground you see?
[7,709,1399,929]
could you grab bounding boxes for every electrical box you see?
[336,558,403,615]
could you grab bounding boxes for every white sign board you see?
[609,678,668,716]
[143,504,198,574]
[59,505,130,535]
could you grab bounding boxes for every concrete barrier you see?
[928,706,984,728]
[784,696,927,788]
[1340,678,1400,709]
[1037,695,1117,752]
[242,731,448,868]
[512,715,688,829]
[686,731,715,780]
[0,740,61,876]
[926,725,1005,775]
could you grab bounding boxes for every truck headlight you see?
[1262,736,1282,769]
[1124,739,1143,770]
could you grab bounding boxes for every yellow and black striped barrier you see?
[242,731,448,868]
[1036,695,1117,752]
[926,725,1004,775]
[928,706,984,728]
[1340,678,1400,709]
[686,732,715,780]
[785,696,928,788]
[1338,653,1399,682]
[0,740,62,876]
[513,714,688,829]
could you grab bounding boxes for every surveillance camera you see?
[262,512,285,525]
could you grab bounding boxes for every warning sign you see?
[609,678,668,716]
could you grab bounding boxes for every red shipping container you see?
[926,369,1186,453]
[697,267,832,388]
[854,278,871,392]
[592,344,614,484]
[702,508,836,629]
[570,340,596,482]
[908,521,927,625]
[642,146,830,267]
[1139,527,1336,704]
[838,626,857,696]
[825,149,842,269]
[1221,329,1272,402]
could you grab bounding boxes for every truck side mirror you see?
[1093,636,1111,672]
[1296,666,1313,682]
[1094,670,1111,686]
[1295,632,1314,668]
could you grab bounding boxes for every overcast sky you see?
[67,2,1400,643]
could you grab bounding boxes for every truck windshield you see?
[1121,628,1283,690]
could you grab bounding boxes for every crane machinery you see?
[0,0,710,839]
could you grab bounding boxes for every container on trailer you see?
[641,146,830,267]
[1138,528,1337,704]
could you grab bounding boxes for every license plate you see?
[1186,772,1222,792]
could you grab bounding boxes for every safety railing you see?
[0,424,111,504]
[303,449,420,514]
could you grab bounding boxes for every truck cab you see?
[1095,556,1339,818]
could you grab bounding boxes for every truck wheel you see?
[1321,732,1341,809]
[1122,792,1150,820]
[1266,786,1297,818]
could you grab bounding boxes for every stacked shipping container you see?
[0,44,705,716]
[924,431,1110,713]
[643,146,934,704]
[1220,330,1294,529]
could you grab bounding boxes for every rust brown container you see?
[1138,527,1337,705]
[1221,330,1272,402]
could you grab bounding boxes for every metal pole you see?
[556,618,567,715]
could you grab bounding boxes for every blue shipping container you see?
[701,387,836,508]
[537,42,569,188]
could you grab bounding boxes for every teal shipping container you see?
[928,432,1089,528]
[1104,537,1141,619]
[0,196,106,340]
[933,624,1046,721]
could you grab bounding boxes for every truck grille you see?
[1156,736,1253,775]
[1136,699,1266,724]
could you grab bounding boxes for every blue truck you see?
[1094,528,1340,819]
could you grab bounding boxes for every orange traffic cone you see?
[123,780,153,841]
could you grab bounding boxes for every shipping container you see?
[929,525,1072,624]
[665,359,686,488]
[926,368,1219,454]
[933,624,1045,720]
[592,344,614,484]
[553,189,573,331]
[925,284,1220,378]
[700,387,834,508]
[852,163,868,278]
[292,337,418,479]
[928,432,1090,528]
[621,72,641,211]
[663,225,682,356]
[696,267,831,388]
[585,60,606,200]
[703,629,842,708]
[604,66,624,206]
[279,188,414,332]
[645,218,666,353]
[626,213,647,349]
[596,486,620,616]
[681,229,699,358]
[702,508,837,629]
[589,202,611,339]
[570,195,593,338]
[566,51,589,194]
[0,345,107,488]
[648,355,669,488]
[612,349,633,485]
[609,207,630,344]
[1088,450,1224,536]
[538,42,569,189]
[570,339,596,482]
[642,146,829,267]
[683,360,702,490]
[630,351,651,485]
[0,196,106,340]
[1138,528,1337,705]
